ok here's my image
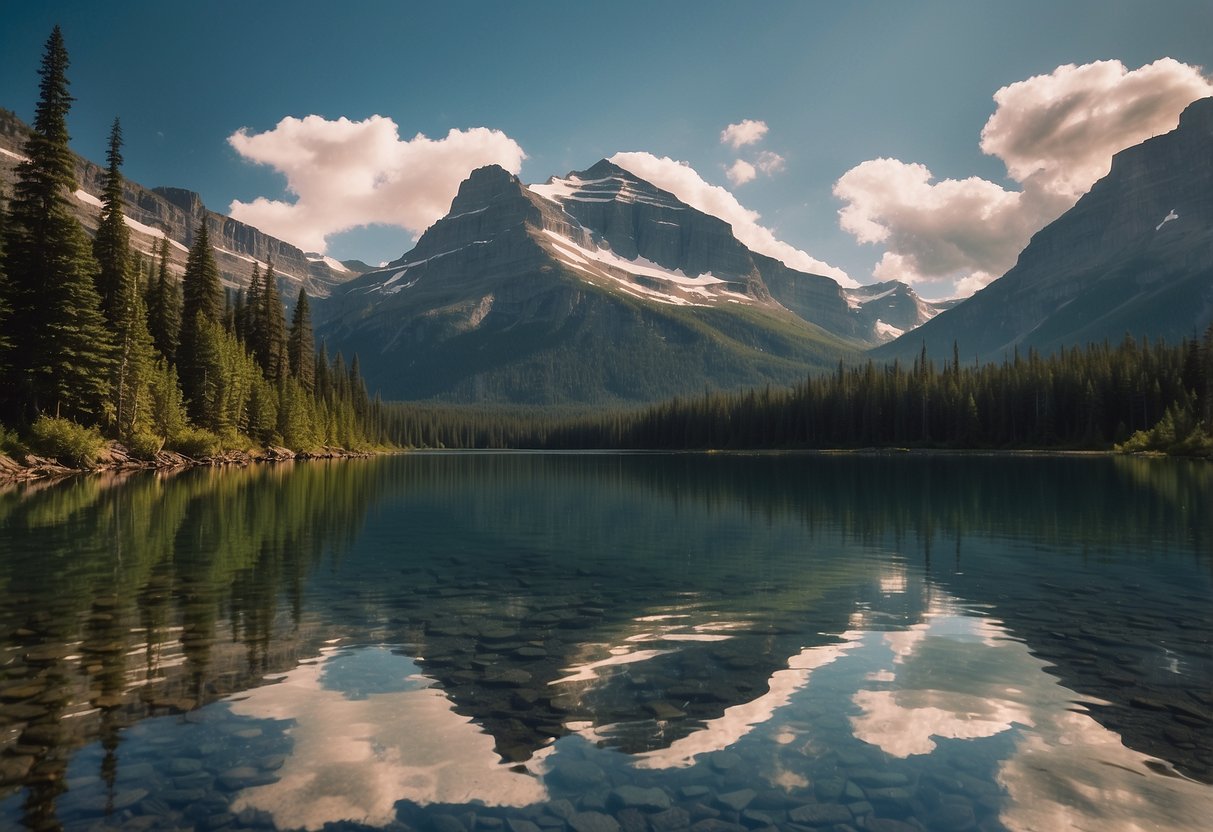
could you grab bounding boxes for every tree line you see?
[376,334,1213,454]
[0,27,385,459]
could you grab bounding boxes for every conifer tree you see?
[243,262,263,346]
[287,288,314,394]
[258,260,288,384]
[93,118,129,327]
[146,236,180,361]
[177,219,222,419]
[1,26,113,423]
[113,256,158,439]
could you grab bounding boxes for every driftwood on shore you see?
[0,441,374,485]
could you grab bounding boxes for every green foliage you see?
[168,426,220,459]
[287,288,314,394]
[0,424,25,457]
[27,415,104,467]
[145,237,181,361]
[147,357,187,442]
[92,118,129,327]
[177,220,222,417]
[0,27,388,458]
[124,429,163,460]
[256,260,288,383]
[376,336,1213,453]
[1,26,114,424]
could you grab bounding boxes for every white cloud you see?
[726,159,757,186]
[720,119,769,148]
[834,59,1213,296]
[755,150,786,175]
[228,115,526,253]
[611,151,854,285]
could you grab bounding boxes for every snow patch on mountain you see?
[530,173,685,211]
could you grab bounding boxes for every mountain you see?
[842,281,958,343]
[317,161,864,403]
[0,108,364,299]
[874,96,1213,363]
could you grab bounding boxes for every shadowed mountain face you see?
[316,162,865,403]
[842,280,958,343]
[875,96,1213,363]
[0,108,363,299]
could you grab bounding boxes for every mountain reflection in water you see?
[0,452,1209,831]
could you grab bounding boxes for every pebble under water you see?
[0,452,1210,831]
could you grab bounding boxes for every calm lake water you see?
[0,452,1210,832]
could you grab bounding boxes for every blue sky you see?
[2,1,1211,297]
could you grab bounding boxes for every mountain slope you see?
[318,163,860,403]
[874,96,1213,363]
[0,108,363,298]
[842,281,958,343]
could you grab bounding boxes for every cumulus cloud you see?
[612,151,854,285]
[726,159,757,186]
[228,115,526,253]
[834,59,1213,296]
[755,150,786,175]
[720,119,769,148]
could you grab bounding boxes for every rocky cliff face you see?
[529,160,866,337]
[842,281,958,343]
[0,108,362,298]
[875,97,1213,362]
[319,163,858,403]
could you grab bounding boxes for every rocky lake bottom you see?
[0,452,1209,831]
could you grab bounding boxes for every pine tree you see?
[1,27,113,423]
[287,288,314,394]
[177,219,222,419]
[92,118,128,327]
[90,119,156,438]
[258,260,288,384]
[146,236,181,361]
[243,262,263,347]
[112,254,157,440]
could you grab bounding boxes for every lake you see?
[0,452,1210,832]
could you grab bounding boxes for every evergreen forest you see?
[0,28,386,464]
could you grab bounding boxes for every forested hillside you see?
[0,28,385,465]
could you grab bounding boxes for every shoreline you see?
[3,443,1198,486]
[0,441,379,486]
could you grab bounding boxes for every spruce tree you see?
[177,219,222,420]
[93,118,129,327]
[258,260,288,384]
[112,254,157,440]
[146,236,181,361]
[287,288,314,394]
[244,262,263,348]
[1,26,113,423]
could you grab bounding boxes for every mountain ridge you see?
[0,107,365,298]
[317,162,861,403]
[873,96,1213,362]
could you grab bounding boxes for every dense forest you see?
[0,28,386,465]
[378,334,1213,454]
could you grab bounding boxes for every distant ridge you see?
[874,97,1213,363]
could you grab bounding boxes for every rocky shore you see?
[0,441,375,485]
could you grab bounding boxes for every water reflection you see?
[227,646,547,829]
[0,452,1209,831]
